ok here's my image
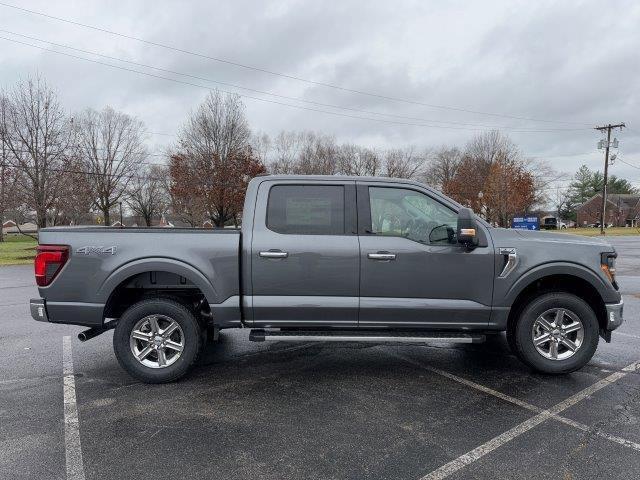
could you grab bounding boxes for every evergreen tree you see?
[561,165,637,221]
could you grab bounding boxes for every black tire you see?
[506,321,518,356]
[113,298,203,383]
[511,292,599,374]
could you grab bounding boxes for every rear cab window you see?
[266,185,345,235]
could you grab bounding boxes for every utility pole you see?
[595,123,625,235]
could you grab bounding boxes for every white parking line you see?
[415,363,541,413]
[553,415,640,452]
[416,360,640,480]
[63,336,86,480]
[617,331,640,340]
[423,412,553,480]
[405,360,640,453]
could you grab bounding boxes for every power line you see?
[7,142,631,171]
[6,146,170,160]
[617,157,640,170]
[7,145,620,171]
[1,161,166,182]
[0,161,574,195]
[0,35,594,134]
[0,1,593,127]
[1,29,590,132]
[143,129,174,137]
[70,117,173,138]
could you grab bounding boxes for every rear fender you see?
[97,258,219,304]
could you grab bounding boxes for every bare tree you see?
[127,164,168,226]
[465,130,515,165]
[179,90,250,160]
[268,131,338,175]
[76,106,146,225]
[0,159,20,242]
[269,131,430,178]
[295,132,338,174]
[528,159,565,209]
[550,186,570,219]
[0,95,20,241]
[155,162,198,227]
[174,90,264,226]
[422,146,462,189]
[250,132,271,166]
[269,131,303,174]
[163,156,207,227]
[1,77,73,229]
[336,144,381,176]
[52,154,95,225]
[384,147,423,179]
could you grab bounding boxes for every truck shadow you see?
[192,331,527,381]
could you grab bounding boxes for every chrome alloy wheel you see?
[531,308,584,360]
[129,315,184,368]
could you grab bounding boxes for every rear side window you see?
[267,185,345,235]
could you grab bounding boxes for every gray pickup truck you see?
[30,175,624,383]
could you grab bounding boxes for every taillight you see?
[35,245,69,287]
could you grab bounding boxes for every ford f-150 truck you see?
[30,175,624,383]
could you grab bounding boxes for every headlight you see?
[600,252,617,286]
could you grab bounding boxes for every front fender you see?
[97,257,219,304]
[499,261,620,306]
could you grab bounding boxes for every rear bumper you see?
[30,298,105,327]
[605,300,624,330]
[30,298,48,322]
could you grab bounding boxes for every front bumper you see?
[30,298,49,322]
[605,300,624,330]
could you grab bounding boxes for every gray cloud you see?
[1,0,639,187]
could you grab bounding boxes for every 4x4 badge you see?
[76,246,117,255]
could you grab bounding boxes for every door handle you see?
[368,252,396,261]
[259,250,289,258]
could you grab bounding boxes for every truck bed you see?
[37,227,241,327]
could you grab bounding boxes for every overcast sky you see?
[1,0,639,188]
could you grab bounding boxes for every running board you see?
[249,329,485,344]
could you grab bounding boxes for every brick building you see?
[576,193,640,227]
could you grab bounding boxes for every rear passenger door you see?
[250,180,359,327]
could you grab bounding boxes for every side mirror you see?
[429,224,456,244]
[457,207,478,249]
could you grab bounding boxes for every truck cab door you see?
[248,180,359,327]
[357,182,495,328]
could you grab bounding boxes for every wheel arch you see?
[99,258,218,321]
[506,270,609,334]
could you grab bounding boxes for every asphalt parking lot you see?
[1,237,639,480]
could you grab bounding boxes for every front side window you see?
[267,185,345,235]
[368,187,458,244]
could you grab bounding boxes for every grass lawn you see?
[555,227,640,237]
[0,234,38,265]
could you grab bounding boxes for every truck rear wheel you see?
[113,298,203,383]
[510,292,599,374]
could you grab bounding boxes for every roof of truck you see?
[256,174,424,184]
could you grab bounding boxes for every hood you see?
[489,228,613,249]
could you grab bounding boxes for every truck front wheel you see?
[509,292,599,374]
[113,298,203,383]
